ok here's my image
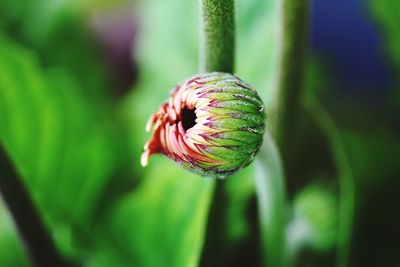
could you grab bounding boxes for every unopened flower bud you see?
[141,72,265,178]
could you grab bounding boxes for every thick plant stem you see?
[199,0,235,73]
[198,0,235,266]
[199,181,229,266]
[271,0,310,154]
[0,145,71,267]
[255,130,287,267]
[254,1,310,266]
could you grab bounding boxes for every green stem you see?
[199,0,235,73]
[198,0,235,265]
[0,144,72,267]
[255,130,287,267]
[254,1,309,266]
[199,181,229,266]
[271,0,310,154]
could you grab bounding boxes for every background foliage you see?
[0,0,399,266]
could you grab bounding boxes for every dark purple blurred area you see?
[90,6,139,97]
[311,0,393,97]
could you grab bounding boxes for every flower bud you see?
[141,72,265,177]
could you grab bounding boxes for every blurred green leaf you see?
[371,0,400,72]
[302,42,400,265]
[339,128,400,193]
[304,95,355,267]
[0,32,125,262]
[89,158,214,267]
[370,0,400,104]
[304,95,400,267]
[334,127,400,267]
[0,201,28,267]
[291,182,338,253]
[0,0,111,98]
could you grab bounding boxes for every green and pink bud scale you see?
[141,72,265,178]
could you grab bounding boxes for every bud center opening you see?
[181,106,196,131]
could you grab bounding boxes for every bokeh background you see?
[0,0,399,266]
